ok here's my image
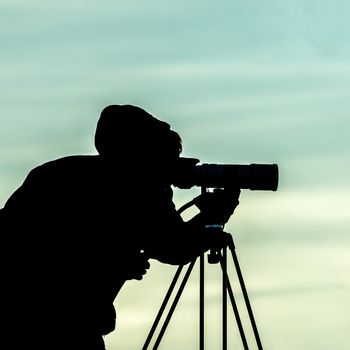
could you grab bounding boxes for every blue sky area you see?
[1,1,349,349]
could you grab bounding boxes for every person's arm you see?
[141,187,240,265]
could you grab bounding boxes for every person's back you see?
[1,155,125,347]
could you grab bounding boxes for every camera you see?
[172,157,279,191]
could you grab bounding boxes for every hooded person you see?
[0,104,240,350]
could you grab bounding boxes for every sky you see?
[1,0,349,349]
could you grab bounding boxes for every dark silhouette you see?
[1,105,240,350]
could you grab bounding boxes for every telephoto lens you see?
[173,158,279,191]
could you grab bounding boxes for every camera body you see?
[172,158,279,191]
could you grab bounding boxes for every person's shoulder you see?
[36,154,99,168]
[28,155,101,178]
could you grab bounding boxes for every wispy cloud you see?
[1,2,350,348]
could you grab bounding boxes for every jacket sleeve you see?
[139,185,213,266]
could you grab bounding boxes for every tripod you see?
[142,189,264,350]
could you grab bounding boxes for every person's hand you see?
[124,251,150,281]
[172,157,200,189]
[193,187,240,225]
[198,230,234,261]
[209,230,234,251]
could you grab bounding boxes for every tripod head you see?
[178,185,238,264]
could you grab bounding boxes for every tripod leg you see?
[228,240,264,350]
[222,247,227,350]
[142,265,184,350]
[152,258,197,350]
[200,253,205,350]
[219,252,249,350]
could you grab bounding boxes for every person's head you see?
[94,104,182,180]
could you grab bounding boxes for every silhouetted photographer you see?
[0,105,241,350]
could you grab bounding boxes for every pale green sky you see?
[1,1,350,349]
